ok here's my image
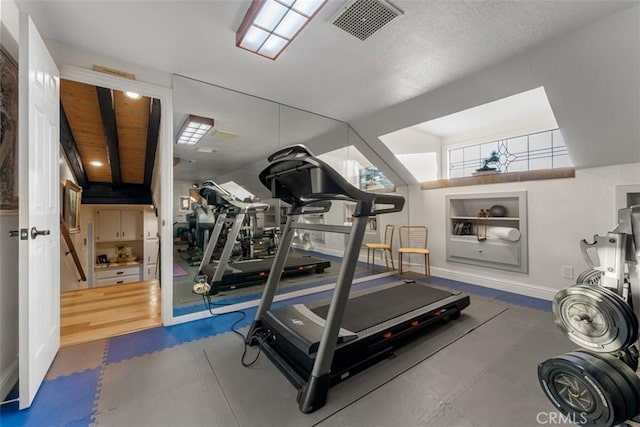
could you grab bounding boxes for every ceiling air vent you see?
[331,0,403,41]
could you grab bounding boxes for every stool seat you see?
[366,243,391,250]
[398,248,429,255]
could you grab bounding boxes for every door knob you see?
[30,227,51,239]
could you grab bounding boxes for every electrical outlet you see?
[562,265,574,280]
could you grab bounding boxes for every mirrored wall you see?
[171,75,403,318]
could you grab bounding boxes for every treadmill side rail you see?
[249,213,297,338]
[298,214,369,412]
[299,374,330,413]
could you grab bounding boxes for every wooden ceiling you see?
[60,79,161,204]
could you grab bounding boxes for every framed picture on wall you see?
[0,45,19,211]
[63,180,82,233]
[179,196,191,211]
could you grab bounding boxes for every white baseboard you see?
[429,266,558,301]
[0,357,18,401]
[308,247,344,258]
[309,250,557,301]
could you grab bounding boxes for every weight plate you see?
[576,269,602,286]
[591,286,639,351]
[572,350,639,422]
[620,345,639,372]
[553,284,637,352]
[561,352,630,423]
[538,353,626,426]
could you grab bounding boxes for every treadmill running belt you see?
[310,283,452,333]
[232,255,320,272]
[202,254,325,276]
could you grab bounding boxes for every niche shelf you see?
[446,191,528,273]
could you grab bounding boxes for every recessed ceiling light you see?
[89,161,104,167]
[176,115,215,145]
[124,91,141,99]
[236,0,327,60]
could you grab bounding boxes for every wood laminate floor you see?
[60,280,161,347]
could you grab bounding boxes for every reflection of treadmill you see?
[197,181,331,295]
[248,145,470,413]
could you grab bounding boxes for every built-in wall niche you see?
[95,241,144,264]
[446,191,528,273]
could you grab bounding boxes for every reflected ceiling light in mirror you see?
[176,114,214,145]
[236,0,327,60]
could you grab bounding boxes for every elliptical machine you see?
[538,205,640,426]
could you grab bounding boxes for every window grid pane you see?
[447,128,571,178]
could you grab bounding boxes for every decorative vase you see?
[489,205,507,217]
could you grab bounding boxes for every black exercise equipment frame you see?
[247,145,469,413]
[197,179,330,295]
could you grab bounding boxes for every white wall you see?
[173,180,194,224]
[0,0,20,400]
[342,5,640,299]
[0,213,19,400]
[379,128,442,181]
[59,154,88,291]
[406,163,640,300]
[351,5,640,183]
[47,40,171,89]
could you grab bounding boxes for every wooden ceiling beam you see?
[59,103,88,188]
[96,86,122,186]
[143,98,161,188]
[81,182,152,205]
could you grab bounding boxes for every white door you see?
[18,13,60,409]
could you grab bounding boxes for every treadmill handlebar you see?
[290,200,332,215]
[370,194,406,216]
[234,201,270,213]
[260,145,405,217]
[268,144,314,162]
[200,181,269,213]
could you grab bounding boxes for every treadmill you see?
[196,181,331,295]
[247,145,470,413]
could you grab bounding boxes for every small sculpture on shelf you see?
[473,151,500,176]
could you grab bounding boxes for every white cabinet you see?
[446,191,528,273]
[145,239,159,265]
[95,264,142,286]
[96,210,121,241]
[144,208,159,239]
[144,264,158,281]
[96,209,143,242]
[144,238,159,278]
[143,208,159,280]
[121,210,143,240]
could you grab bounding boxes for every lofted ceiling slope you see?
[15,0,636,122]
[14,0,640,183]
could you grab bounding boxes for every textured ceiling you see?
[14,0,636,122]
